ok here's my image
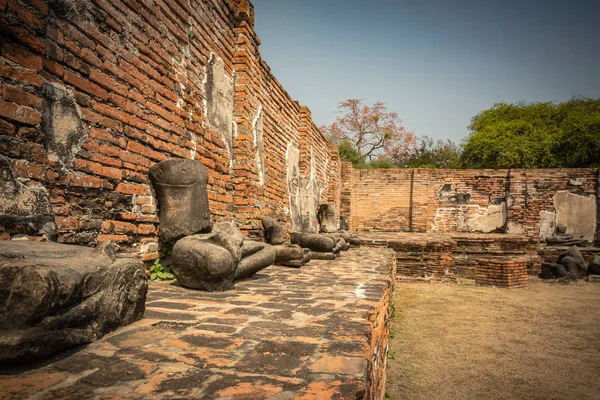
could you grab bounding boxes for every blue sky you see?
[250,0,600,143]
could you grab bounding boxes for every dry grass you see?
[386,279,600,400]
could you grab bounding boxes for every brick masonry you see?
[0,0,341,258]
[0,247,396,399]
[342,165,600,242]
[361,232,540,288]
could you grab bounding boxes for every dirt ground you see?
[386,279,600,400]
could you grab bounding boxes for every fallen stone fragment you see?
[309,252,337,260]
[588,256,600,275]
[0,241,147,362]
[587,274,600,283]
[260,216,285,245]
[541,262,569,279]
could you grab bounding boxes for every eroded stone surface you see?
[0,247,395,399]
[553,191,597,242]
[0,156,56,239]
[0,241,147,362]
[468,202,506,233]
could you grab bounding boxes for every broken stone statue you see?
[171,222,276,291]
[317,204,361,247]
[0,240,147,363]
[290,232,347,259]
[540,245,588,280]
[545,224,589,247]
[317,204,337,233]
[261,216,311,267]
[260,216,285,245]
[557,245,588,279]
[149,159,212,243]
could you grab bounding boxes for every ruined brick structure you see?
[343,165,600,243]
[0,0,341,261]
[1,0,598,277]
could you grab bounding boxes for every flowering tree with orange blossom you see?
[320,99,417,164]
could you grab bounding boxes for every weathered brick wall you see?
[0,0,340,258]
[343,168,600,242]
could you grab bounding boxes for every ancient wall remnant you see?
[553,191,597,242]
[343,168,600,242]
[0,0,340,256]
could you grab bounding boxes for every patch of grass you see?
[386,280,600,400]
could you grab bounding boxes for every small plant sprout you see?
[148,258,174,281]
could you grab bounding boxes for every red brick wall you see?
[0,0,340,258]
[342,167,600,241]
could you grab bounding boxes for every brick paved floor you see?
[0,247,395,400]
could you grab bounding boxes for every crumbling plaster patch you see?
[286,142,301,231]
[253,106,265,185]
[539,211,557,241]
[468,202,507,233]
[42,81,87,167]
[553,191,596,241]
[204,53,236,169]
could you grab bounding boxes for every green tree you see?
[393,136,461,168]
[337,140,366,168]
[461,97,600,168]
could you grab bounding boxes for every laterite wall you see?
[0,0,341,260]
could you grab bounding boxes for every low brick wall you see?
[0,247,396,399]
[361,232,540,288]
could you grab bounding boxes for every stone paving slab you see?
[0,247,395,400]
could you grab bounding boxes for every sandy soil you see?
[386,279,600,400]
